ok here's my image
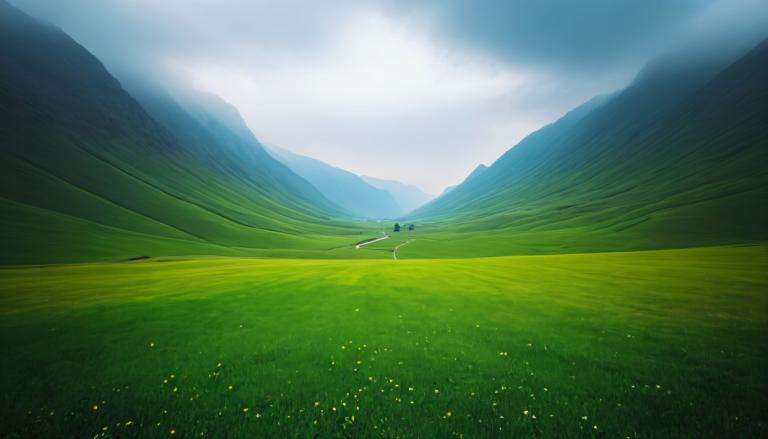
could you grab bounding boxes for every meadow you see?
[1,245,766,437]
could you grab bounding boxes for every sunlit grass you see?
[1,245,766,437]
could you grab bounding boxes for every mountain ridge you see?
[410,38,768,255]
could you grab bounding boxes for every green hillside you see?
[124,83,345,218]
[0,1,375,265]
[407,40,768,257]
[267,145,403,219]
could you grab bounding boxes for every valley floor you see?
[1,245,767,437]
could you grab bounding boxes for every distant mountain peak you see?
[465,164,487,183]
[266,146,403,219]
[360,176,434,214]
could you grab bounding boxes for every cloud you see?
[386,0,768,74]
[184,13,567,193]
[10,0,768,193]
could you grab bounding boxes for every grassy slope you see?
[123,83,344,221]
[409,41,768,257]
[1,245,766,437]
[0,1,380,265]
[0,134,378,264]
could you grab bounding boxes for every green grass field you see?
[2,245,766,437]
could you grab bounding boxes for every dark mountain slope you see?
[0,0,356,264]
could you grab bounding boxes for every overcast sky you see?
[12,0,768,194]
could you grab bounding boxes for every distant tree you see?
[394,223,401,232]
[408,224,415,231]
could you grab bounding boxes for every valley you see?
[1,1,766,437]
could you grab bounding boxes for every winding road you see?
[354,235,389,249]
[393,240,412,260]
[353,235,413,260]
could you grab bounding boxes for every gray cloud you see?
[391,1,705,70]
[388,0,768,73]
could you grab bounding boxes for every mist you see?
[11,0,768,193]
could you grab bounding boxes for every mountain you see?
[463,164,487,184]
[0,1,357,264]
[360,176,433,214]
[266,145,402,218]
[120,79,342,217]
[412,39,768,255]
[441,185,457,196]
[430,165,486,203]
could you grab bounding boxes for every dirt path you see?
[393,240,412,260]
[355,235,390,249]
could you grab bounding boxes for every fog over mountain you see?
[9,0,768,192]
